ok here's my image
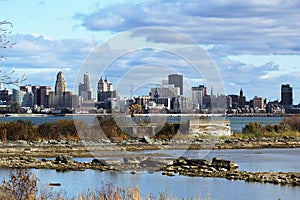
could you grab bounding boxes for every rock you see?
[104,159,121,166]
[211,157,238,171]
[55,155,73,164]
[140,158,166,167]
[188,159,210,166]
[49,183,61,187]
[48,140,59,145]
[123,157,145,165]
[17,140,28,146]
[162,171,175,176]
[139,136,153,144]
[91,159,107,165]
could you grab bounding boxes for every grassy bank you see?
[0,115,299,142]
[232,114,300,139]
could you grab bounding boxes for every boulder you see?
[140,158,167,167]
[55,155,73,164]
[211,157,238,171]
[139,136,153,144]
[123,157,145,165]
[104,159,121,166]
[91,159,107,166]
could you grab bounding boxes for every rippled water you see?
[1,148,299,199]
[0,169,299,200]
[0,116,297,199]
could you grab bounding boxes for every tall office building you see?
[191,85,206,110]
[97,76,117,103]
[55,71,67,96]
[168,74,183,95]
[281,84,293,106]
[238,88,246,107]
[79,70,92,101]
[48,71,80,108]
[12,89,34,108]
[20,85,51,107]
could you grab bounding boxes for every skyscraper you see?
[281,84,293,106]
[191,85,206,110]
[20,85,51,107]
[48,71,80,108]
[97,76,117,103]
[168,74,183,95]
[55,71,67,96]
[79,69,92,101]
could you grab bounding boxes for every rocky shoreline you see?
[1,154,300,187]
[162,157,300,187]
[0,137,299,187]
[0,137,299,157]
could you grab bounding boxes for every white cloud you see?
[76,0,300,55]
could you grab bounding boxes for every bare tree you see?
[0,20,26,86]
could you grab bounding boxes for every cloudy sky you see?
[0,0,300,103]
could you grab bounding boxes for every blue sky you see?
[0,0,300,103]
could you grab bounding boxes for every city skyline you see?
[0,1,300,103]
[12,71,300,106]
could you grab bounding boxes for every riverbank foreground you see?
[0,115,300,199]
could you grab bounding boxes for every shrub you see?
[1,169,38,200]
[154,123,181,140]
[242,122,264,137]
[281,114,300,131]
[37,122,57,139]
[54,119,78,139]
[97,116,130,140]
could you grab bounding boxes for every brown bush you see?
[1,169,38,200]
[282,114,300,131]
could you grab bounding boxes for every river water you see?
[0,115,298,199]
[0,148,299,199]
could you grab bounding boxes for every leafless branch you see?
[0,21,25,86]
[0,69,27,86]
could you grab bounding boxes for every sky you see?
[0,0,300,103]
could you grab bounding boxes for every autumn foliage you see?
[0,119,80,141]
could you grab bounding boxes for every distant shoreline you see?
[0,113,292,118]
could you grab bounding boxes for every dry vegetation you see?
[233,114,300,139]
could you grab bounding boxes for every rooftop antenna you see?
[130,84,134,98]
[85,62,88,74]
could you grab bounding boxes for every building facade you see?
[48,71,80,108]
[20,85,51,107]
[78,70,92,101]
[281,84,293,106]
[97,76,117,109]
[191,85,206,110]
[253,96,265,109]
[0,88,12,103]
[168,74,183,95]
[12,89,34,108]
